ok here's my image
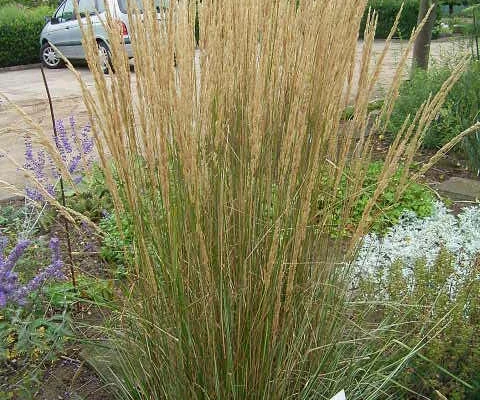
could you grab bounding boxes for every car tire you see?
[40,42,64,69]
[98,41,113,74]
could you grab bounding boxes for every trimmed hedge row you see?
[0,0,57,7]
[360,0,440,39]
[0,5,54,67]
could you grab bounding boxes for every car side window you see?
[52,1,65,23]
[95,0,106,13]
[60,0,75,21]
[78,0,97,15]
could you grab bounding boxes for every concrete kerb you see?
[0,194,25,204]
[0,63,41,73]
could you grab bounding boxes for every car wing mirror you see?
[77,11,95,18]
[45,15,52,23]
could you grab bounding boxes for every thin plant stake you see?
[40,64,77,290]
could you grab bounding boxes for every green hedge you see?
[0,5,54,67]
[0,0,58,8]
[360,0,440,39]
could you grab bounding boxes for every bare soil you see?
[36,355,113,400]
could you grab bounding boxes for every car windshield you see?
[117,0,168,14]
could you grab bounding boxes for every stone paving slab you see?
[433,177,480,201]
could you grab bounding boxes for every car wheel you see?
[40,42,63,69]
[98,41,113,74]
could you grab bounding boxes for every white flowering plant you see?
[355,202,480,275]
[354,203,480,399]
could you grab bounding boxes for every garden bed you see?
[0,198,114,399]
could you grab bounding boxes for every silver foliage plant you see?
[355,202,480,274]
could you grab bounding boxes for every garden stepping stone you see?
[433,177,480,201]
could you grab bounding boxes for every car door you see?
[45,0,81,59]
[66,0,106,59]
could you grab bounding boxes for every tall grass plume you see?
[20,0,477,398]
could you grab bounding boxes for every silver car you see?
[40,0,166,72]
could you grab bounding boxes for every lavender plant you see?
[24,117,94,202]
[22,116,97,291]
[0,236,64,307]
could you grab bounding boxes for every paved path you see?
[0,67,95,200]
[0,39,469,201]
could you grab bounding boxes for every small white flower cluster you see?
[354,202,480,274]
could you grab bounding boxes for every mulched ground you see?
[36,222,116,400]
[36,354,113,400]
[372,136,479,183]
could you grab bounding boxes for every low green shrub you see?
[324,161,434,236]
[0,283,71,398]
[43,275,114,308]
[361,0,441,39]
[389,61,480,171]
[66,166,114,222]
[0,206,29,237]
[390,66,452,148]
[0,274,115,397]
[358,250,480,399]
[0,5,54,67]
[99,212,133,274]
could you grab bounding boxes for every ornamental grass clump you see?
[29,0,480,398]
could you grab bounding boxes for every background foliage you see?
[0,0,57,8]
[0,5,54,67]
[361,0,441,39]
[389,60,480,172]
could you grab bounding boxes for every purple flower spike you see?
[31,150,47,182]
[0,291,6,307]
[69,115,77,143]
[81,124,94,154]
[24,116,96,201]
[0,237,64,308]
[0,236,8,254]
[49,237,61,264]
[46,183,56,198]
[69,155,82,175]
[47,154,60,180]
[26,187,44,202]
[55,119,72,157]
[24,136,34,169]
[4,239,31,271]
